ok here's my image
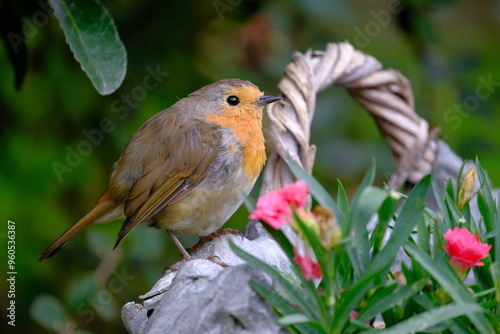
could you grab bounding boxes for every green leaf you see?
[278,314,314,325]
[333,264,387,333]
[444,194,464,227]
[492,201,500,306]
[446,177,457,202]
[455,161,468,201]
[49,0,127,95]
[66,273,99,308]
[417,212,431,254]
[404,242,494,333]
[364,303,484,334]
[293,211,333,317]
[286,155,341,221]
[364,175,430,280]
[336,179,349,217]
[347,186,389,278]
[476,158,497,233]
[350,158,376,206]
[357,280,426,322]
[242,192,256,214]
[431,174,452,229]
[230,241,319,319]
[249,280,317,334]
[261,224,296,261]
[371,194,400,254]
[249,279,296,314]
[30,294,70,331]
[259,222,326,321]
[278,314,327,333]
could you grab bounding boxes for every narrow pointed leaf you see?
[230,241,318,319]
[431,174,452,228]
[364,303,484,334]
[476,158,496,232]
[348,186,389,277]
[249,280,315,334]
[286,155,341,221]
[364,176,430,279]
[350,158,376,205]
[277,313,327,333]
[242,192,256,213]
[333,264,387,332]
[336,179,349,216]
[357,280,426,322]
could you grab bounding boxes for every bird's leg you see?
[166,230,191,261]
[187,228,243,253]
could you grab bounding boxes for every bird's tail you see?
[38,190,118,261]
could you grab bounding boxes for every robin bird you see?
[39,78,282,261]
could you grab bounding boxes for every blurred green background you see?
[1,0,500,333]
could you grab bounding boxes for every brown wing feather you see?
[113,119,221,248]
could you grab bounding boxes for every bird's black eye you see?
[226,95,240,106]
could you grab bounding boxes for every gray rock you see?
[122,224,291,334]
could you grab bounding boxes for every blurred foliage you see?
[0,0,499,333]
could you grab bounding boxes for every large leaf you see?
[49,0,127,95]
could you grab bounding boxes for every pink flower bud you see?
[293,247,322,280]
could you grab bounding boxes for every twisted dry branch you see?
[261,41,438,195]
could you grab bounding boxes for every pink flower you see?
[349,310,370,325]
[249,192,291,229]
[349,311,359,319]
[278,180,309,208]
[249,181,310,229]
[293,247,322,280]
[443,227,491,270]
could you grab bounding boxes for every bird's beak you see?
[254,95,282,106]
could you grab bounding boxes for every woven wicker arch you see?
[261,42,439,195]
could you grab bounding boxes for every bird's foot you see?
[187,228,243,253]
